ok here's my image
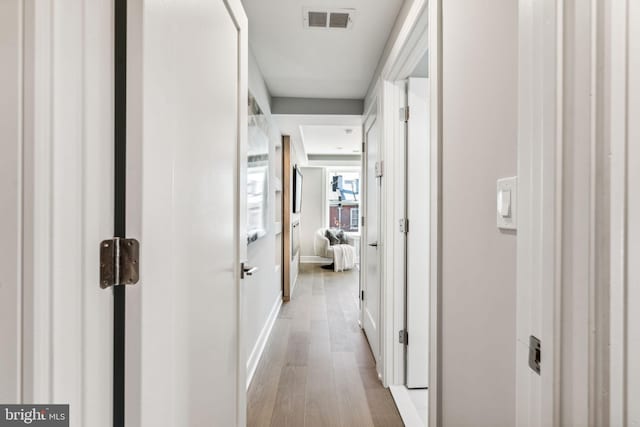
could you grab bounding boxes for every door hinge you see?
[375,160,384,178]
[362,141,366,153]
[399,218,409,233]
[399,330,408,345]
[100,238,140,289]
[361,216,366,227]
[360,290,365,301]
[400,106,410,122]
[529,335,541,375]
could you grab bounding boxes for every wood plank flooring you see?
[248,264,404,427]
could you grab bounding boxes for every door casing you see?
[362,108,382,373]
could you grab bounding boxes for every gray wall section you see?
[271,97,364,115]
[441,1,518,426]
[299,167,325,257]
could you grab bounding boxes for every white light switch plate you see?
[497,176,517,230]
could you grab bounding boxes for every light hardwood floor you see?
[248,264,404,427]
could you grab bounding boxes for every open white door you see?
[125,1,248,426]
[363,112,382,365]
[405,78,430,389]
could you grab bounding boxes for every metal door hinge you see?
[360,290,365,301]
[529,335,541,375]
[362,141,366,153]
[400,107,410,122]
[100,238,140,289]
[361,216,366,227]
[375,161,384,178]
[399,218,409,233]
[399,330,408,345]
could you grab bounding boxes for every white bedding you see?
[332,244,355,272]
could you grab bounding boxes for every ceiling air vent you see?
[303,8,355,30]
[329,13,350,28]
[307,11,327,28]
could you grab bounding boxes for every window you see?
[326,170,360,232]
[350,208,359,230]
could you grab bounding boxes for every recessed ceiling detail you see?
[299,124,362,155]
[303,8,356,30]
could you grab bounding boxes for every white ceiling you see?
[241,0,405,99]
[272,115,363,160]
[300,125,362,155]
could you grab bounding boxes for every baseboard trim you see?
[389,385,426,427]
[300,255,332,264]
[246,294,283,390]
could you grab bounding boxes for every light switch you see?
[498,189,511,217]
[497,176,517,230]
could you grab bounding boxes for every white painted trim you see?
[517,1,618,426]
[366,0,431,395]
[361,0,434,405]
[21,0,55,404]
[21,1,115,423]
[0,0,24,403]
[389,385,425,427]
[226,1,249,424]
[516,0,564,425]
[300,256,332,264]
[361,107,382,379]
[427,3,442,425]
[246,294,282,390]
[382,79,407,387]
[609,0,630,424]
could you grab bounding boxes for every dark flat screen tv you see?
[293,166,303,213]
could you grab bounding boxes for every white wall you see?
[0,0,23,403]
[244,49,283,385]
[441,1,518,426]
[299,167,325,258]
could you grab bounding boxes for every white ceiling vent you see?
[303,8,355,30]
[307,11,327,28]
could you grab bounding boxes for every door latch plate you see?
[529,335,541,375]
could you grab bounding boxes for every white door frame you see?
[20,1,115,424]
[362,0,438,408]
[516,0,622,425]
[380,1,430,390]
[18,1,249,426]
[609,0,639,424]
[361,101,382,376]
[0,0,24,404]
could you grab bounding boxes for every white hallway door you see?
[125,1,248,426]
[363,114,382,366]
[406,77,430,389]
